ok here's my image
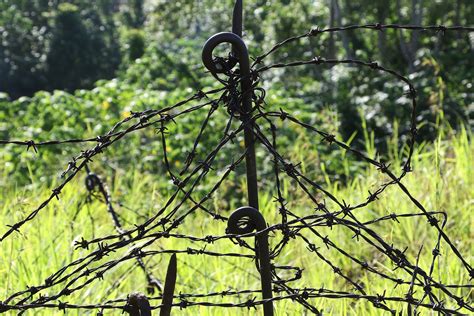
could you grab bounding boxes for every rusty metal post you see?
[202,2,274,314]
[231,0,260,211]
[160,254,177,316]
[201,0,258,210]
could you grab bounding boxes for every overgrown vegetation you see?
[0,124,471,315]
[1,1,472,143]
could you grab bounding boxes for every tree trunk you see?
[334,0,354,59]
[455,0,462,39]
[396,0,423,72]
[376,3,388,65]
[328,0,336,59]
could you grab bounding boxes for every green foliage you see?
[0,0,472,183]
[122,29,146,61]
[139,0,472,149]
[0,1,49,97]
[1,0,472,137]
[0,82,235,190]
[121,0,146,28]
[120,40,202,91]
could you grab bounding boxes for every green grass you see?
[0,126,472,315]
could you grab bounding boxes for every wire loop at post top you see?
[202,32,250,77]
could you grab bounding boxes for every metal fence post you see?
[202,1,274,315]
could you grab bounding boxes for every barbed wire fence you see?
[0,1,473,315]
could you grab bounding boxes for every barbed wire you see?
[0,23,473,315]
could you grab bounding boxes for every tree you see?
[46,3,120,91]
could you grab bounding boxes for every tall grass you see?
[0,124,472,315]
